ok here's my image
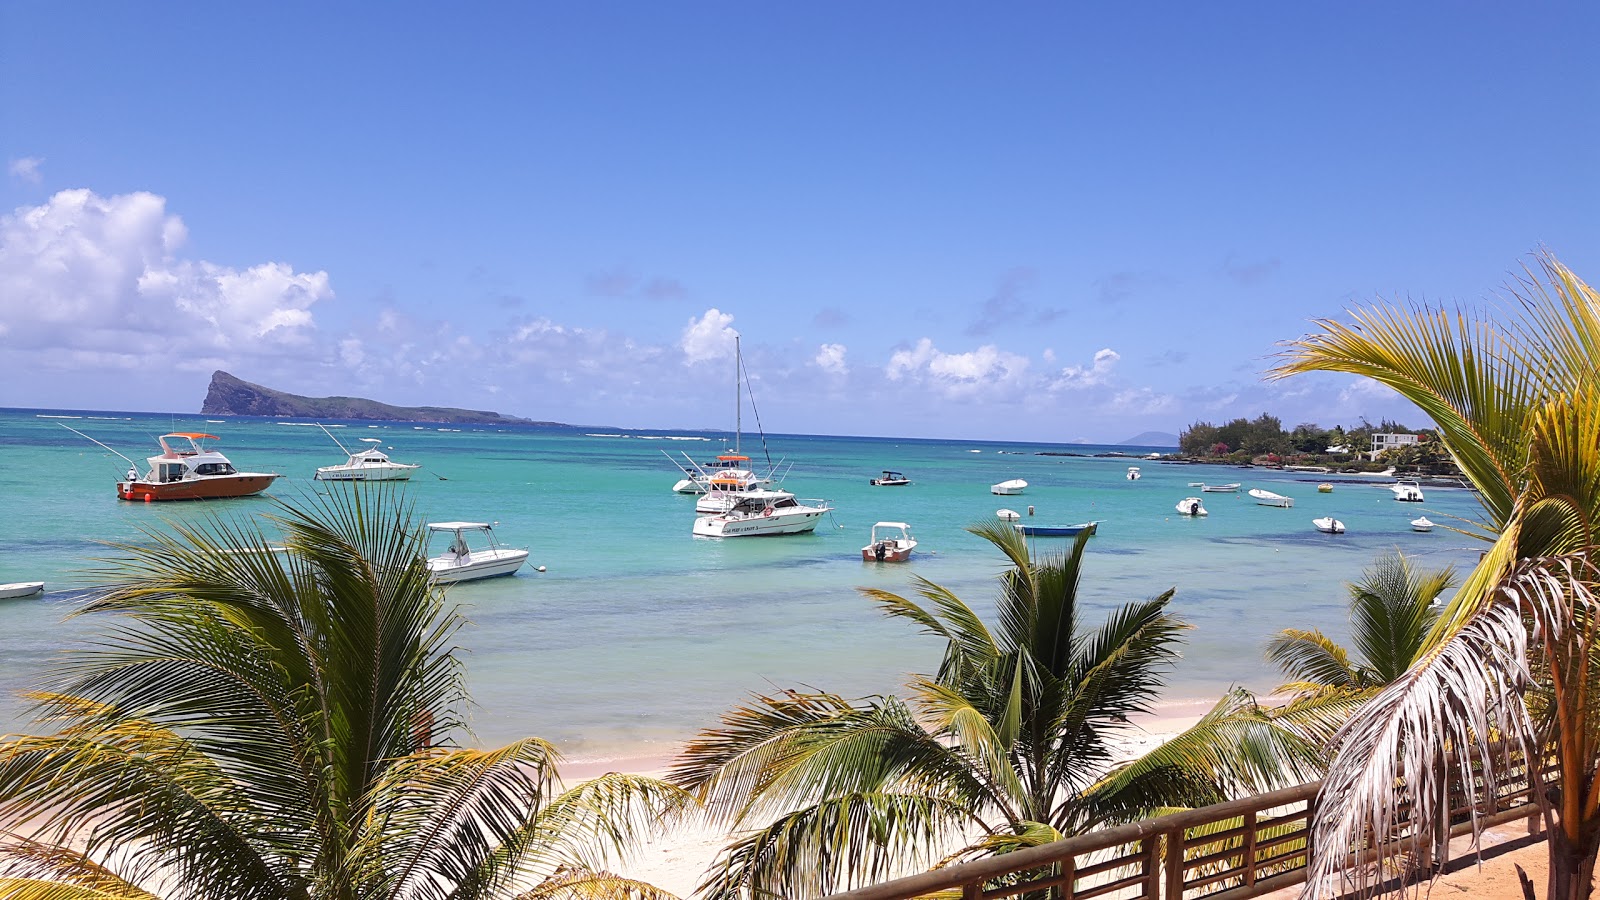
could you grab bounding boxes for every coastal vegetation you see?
[1273,252,1600,900]
[670,522,1325,899]
[1176,415,1455,474]
[0,489,683,900]
[200,370,561,425]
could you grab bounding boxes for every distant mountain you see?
[200,371,565,426]
[1119,430,1180,447]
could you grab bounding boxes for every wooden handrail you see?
[823,764,1543,900]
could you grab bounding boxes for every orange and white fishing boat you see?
[118,433,280,502]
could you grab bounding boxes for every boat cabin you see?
[145,433,239,482]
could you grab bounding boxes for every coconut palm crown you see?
[0,488,684,900]
[671,521,1324,899]
[1267,550,1457,700]
[1273,251,1600,900]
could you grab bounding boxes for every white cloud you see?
[885,338,1030,399]
[1052,347,1120,389]
[681,308,737,364]
[1109,387,1177,415]
[7,157,43,183]
[0,189,330,367]
[814,342,848,375]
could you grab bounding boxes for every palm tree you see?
[670,521,1325,899]
[1267,551,1457,700]
[1272,251,1600,900]
[0,488,685,900]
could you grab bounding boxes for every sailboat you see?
[670,335,783,506]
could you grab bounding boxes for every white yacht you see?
[424,523,529,584]
[0,582,44,600]
[1391,479,1425,502]
[692,491,832,537]
[315,427,421,482]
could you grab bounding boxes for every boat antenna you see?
[737,344,775,472]
[316,422,352,455]
[733,334,741,455]
[59,423,137,467]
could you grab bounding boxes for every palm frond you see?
[1266,629,1359,695]
[507,866,682,900]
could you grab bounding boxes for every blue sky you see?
[2,3,1595,442]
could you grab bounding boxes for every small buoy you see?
[535,565,547,572]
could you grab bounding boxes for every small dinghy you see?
[1317,483,1334,493]
[996,508,1022,521]
[991,479,1028,495]
[1126,466,1141,481]
[1175,497,1207,517]
[0,581,44,600]
[1411,516,1436,532]
[1248,488,1294,508]
[1015,521,1098,537]
[862,522,917,562]
[1313,517,1346,534]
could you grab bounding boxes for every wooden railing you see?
[824,757,1545,900]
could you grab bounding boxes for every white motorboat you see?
[1248,488,1294,508]
[424,523,530,584]
[1126,466,1141,481]
[1411,516,1436,532]
[1175,497,1207,517]
[991,479,1028,495]
[862,522,917,562]
[669,335,786,495]
[1200,483,1241,493]
[1391,479,1425,502]
[996,508,1021,521]
[1313,517,1346,534]
[0,582,44,600]
[692,491,832,537]
[870,470,911,486]
[314,426,421,482]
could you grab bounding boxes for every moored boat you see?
[314,426,421,482]
[1317,483,1334,493]
[1200,483,1241,493]
[1313,516,1346,534]
[862,522,917,561]
[991,479,1028,495]
[692,491,832,537]
[996,508,1021,521]
[118,433,279,502]
[1391,479,1425,502]
[1175,497,1207,517]
[0,581,44,600]
[425,522,530,584]
[870,470,910,486]
[1014,521,1098,537]
[1248,488,1294,508]
[1411,516,1436,532]
[1126,466,1141,481]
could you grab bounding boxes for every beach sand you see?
[582,703,1213,898]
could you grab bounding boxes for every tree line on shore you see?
[1,251,1597,899]
[1177,414,1461,475]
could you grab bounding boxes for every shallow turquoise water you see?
[0,409,1489,760]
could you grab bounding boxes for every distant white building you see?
[1370,432,1419,460]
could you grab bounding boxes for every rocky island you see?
[200,371,565,426]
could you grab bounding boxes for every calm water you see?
[0,409,1490,760]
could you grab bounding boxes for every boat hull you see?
[1201,483,1240,493]
[1014,522,1098,537]
[0,581,44,599]
[427,549,529,584]
[991,480,1027,495]
[693,509,826,537]
[315,465,419,481]
[118,474,279,502]
[862,541,916,562]
[870,479,910,486]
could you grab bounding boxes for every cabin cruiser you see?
[862,522,917,561]
[1176,497,1207,517]
[315,426,421,482]
[692,491,832,537]
[424,523,529,584]
[991,479,1028,495]
[118,433,280,502]
[1391,479,1425,502]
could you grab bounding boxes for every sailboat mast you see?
[734,334,741,455]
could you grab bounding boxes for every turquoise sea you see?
[0,409,1490,762]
